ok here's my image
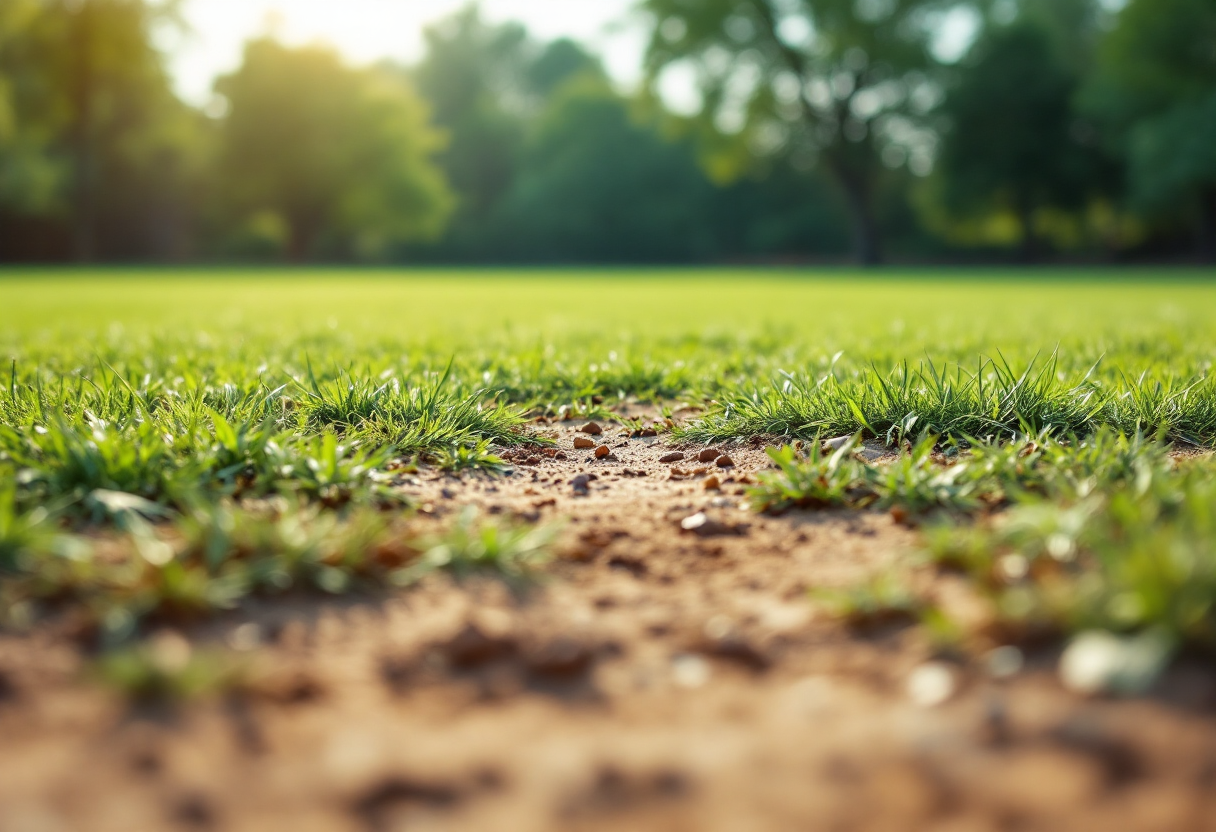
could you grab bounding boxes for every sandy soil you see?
[1,413,1215,832]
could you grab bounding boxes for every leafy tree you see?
[411,8,528,258]
[0,0,200,261]
[0,0,63,221]
[410,7,603,260]
[935,21,1105,258]
[640,0,949,264]
[214,39,453,261]
[1085,0,1216,259]
[502,76,720,262]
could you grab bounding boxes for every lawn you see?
[2,266,1216,677]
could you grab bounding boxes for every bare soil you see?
[2,414,1216,832]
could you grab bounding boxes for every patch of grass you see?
[397,506,558,585]
[928,454,1216,650]
[747,429,1178,518]
[2,269,1216,688]
[0,503,558,644]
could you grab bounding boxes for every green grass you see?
[2,267,1215,676]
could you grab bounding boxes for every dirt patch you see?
[1,415,1215,831]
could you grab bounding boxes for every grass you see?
[1,266,1215,685]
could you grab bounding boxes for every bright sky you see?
[168,0,645,105]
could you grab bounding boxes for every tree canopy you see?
[214,39,453,261]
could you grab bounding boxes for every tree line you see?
[0,0,1213,265]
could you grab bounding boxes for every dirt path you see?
[2,416,1215,831]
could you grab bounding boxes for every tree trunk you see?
[828,158,882,266]
[70,2,96,263]
[1200,187,1216,264]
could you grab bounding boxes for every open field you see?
[3,268,1216,831]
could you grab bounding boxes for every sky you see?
[168,0,645,106]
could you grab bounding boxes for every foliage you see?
[935,20,1110,256]
[928,450,1216,650]
[640,0,947,263]
[213,39,453,260]
[1084,0,1216,254]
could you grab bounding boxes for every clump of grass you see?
[397,506,558,585]
[0,501,560,644]
[747,429,1177,518]
[92,630,245,703]
[682,354,1215,447]
[297,364,529,457]
[928,457,1216,650]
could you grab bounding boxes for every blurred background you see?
[0,0,1212,266]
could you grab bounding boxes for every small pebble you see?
[823,435,852,451]
[704,476,721,491]
[640,428,658,437]
[659,452,685,464]
[574,437,596,450]
[715,455,734,468]
[672,654,711,689]
[1059,629,1173,696]
[571,474,591,496]
[580,422,603,435]
[594,445,610,459]
[907,662,957,707]
[697,448,720,463]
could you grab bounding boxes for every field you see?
[3,268,1216,831]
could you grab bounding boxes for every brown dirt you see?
[2,414,1216,832]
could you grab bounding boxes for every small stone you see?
[580,422,603,435]
[594,445,611,459]
[704,476,721,491]
[823,435,852,452]
[574,437,596,450]
[679,512,745,537]
[640,428,658,438]
[681,512,710,531]
[672,654,711,689]
[659,452,685,464]
[697,448,720,463]
[1059,629,1173,696]
[571,474,591,496]
[715,455,735,468]
[907,662,957,707]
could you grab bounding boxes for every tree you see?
[935,21,1103,259]
[409,7,604,260]
[1085,0,1216,259]
[502,75,719,262]
[640,0,948,264]
[0,0,200,261]
[214,39,453,261]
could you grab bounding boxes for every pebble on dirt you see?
[823,435,852,451]
[715,455,735,468]
[580,422,603,435]
[659,452,685,464]
[704,476,722,491]
[574,437,596,450]
[697,448,720,463]
[679,512,745,537]
[571,474,591,496]
[594,445,611,459]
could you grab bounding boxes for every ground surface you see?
[3,414,1216,832]
[2,269,1216,831]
